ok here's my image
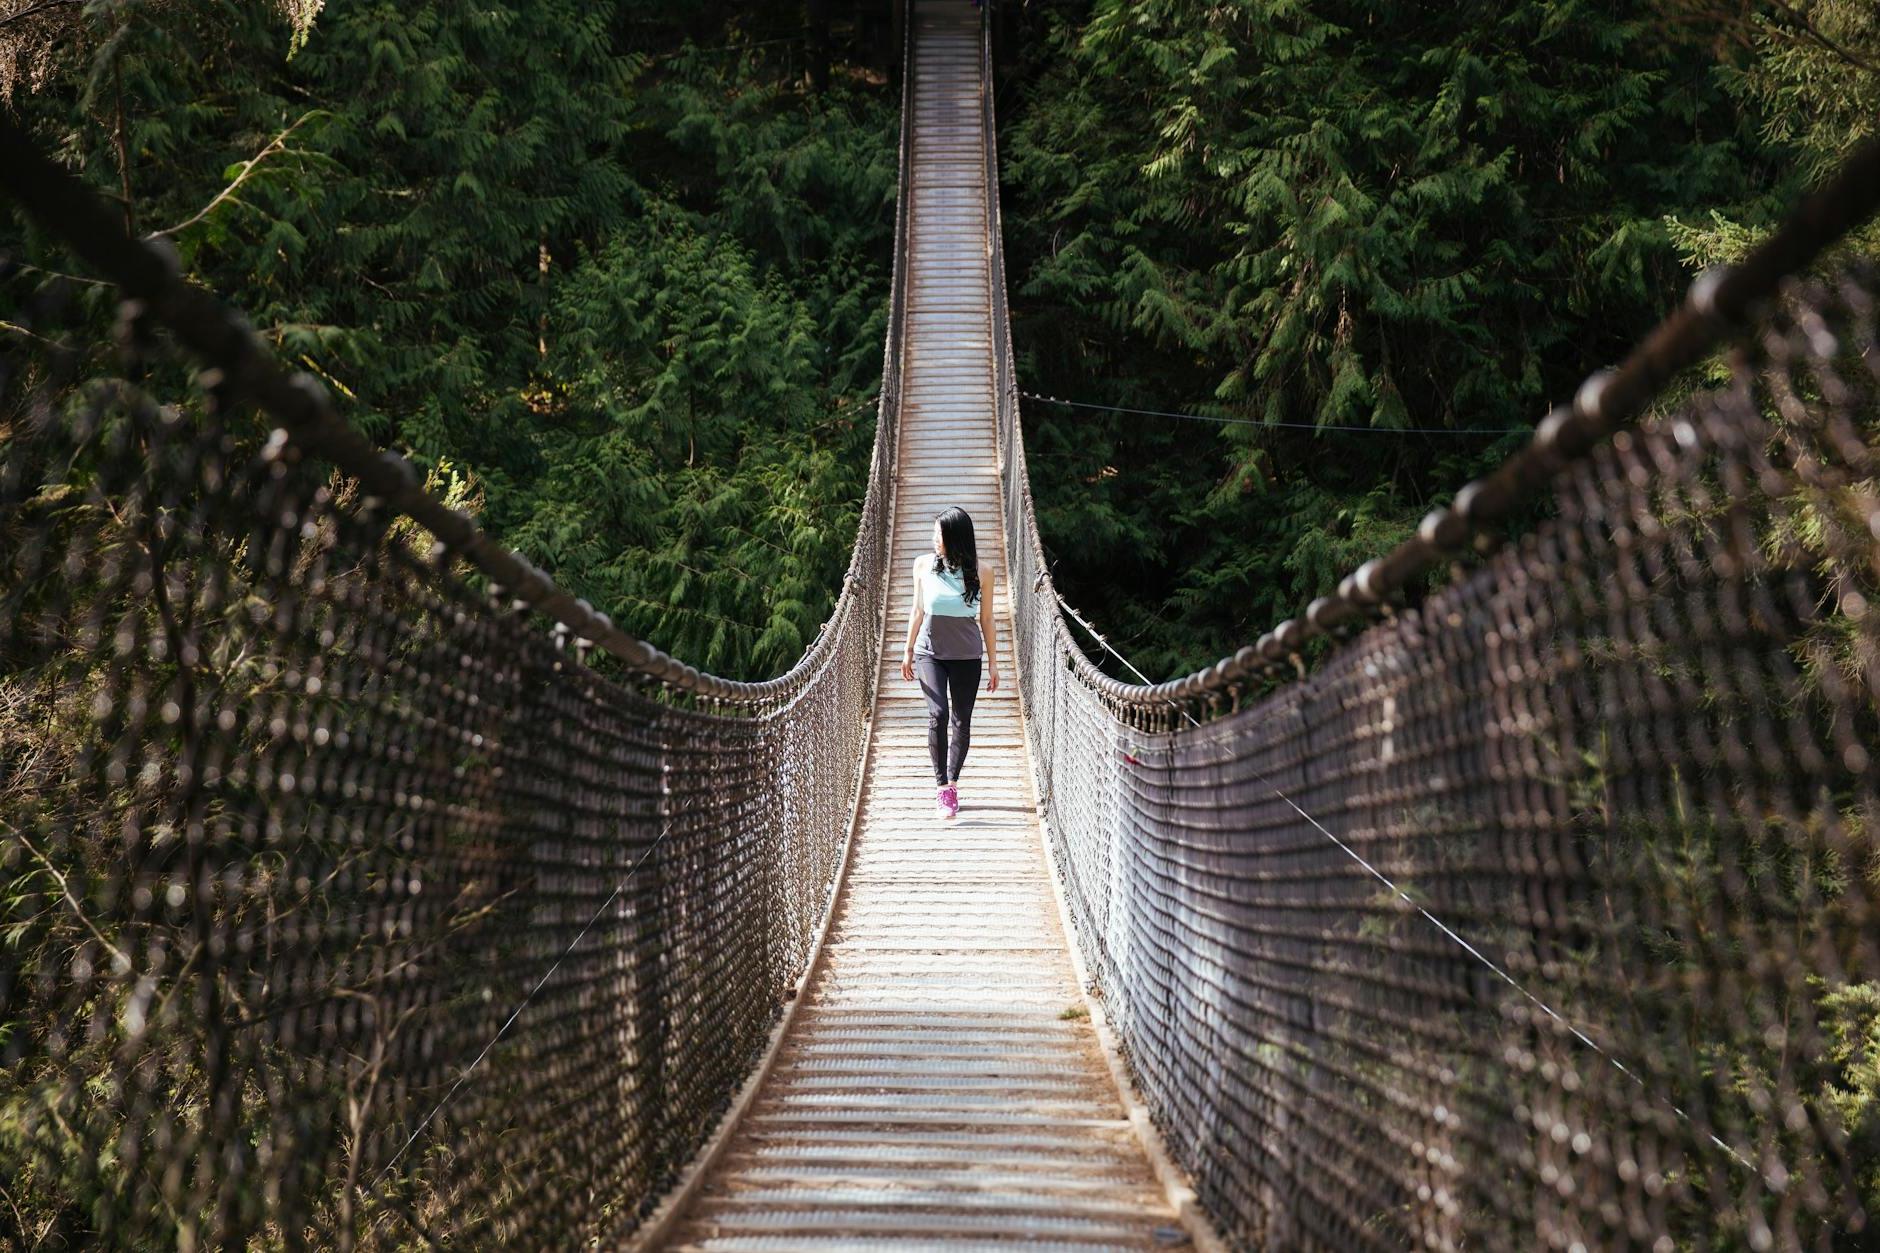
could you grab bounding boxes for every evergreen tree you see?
[2,0,897,682]
[1662,0,1879,266]
[999,0,1785,678]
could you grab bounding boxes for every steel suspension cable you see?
[372,822,673,1186]
[1020,390,1519,436]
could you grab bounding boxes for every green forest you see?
[3,0,903,679]
[3,0,1875,680]
[2,2,1879,1247]
[1000,0,1879,677]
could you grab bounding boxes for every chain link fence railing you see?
[0,27,911,1241]
[983,8,1880,1244]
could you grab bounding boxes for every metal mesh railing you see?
[0,23,912,1241]
[7,4,1880,1246]
[982,12,1880,1247]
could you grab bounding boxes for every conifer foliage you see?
[2,0,896,680]
[998,0,1801,679]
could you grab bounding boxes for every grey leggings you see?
[914,654,982,786]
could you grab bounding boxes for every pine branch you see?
[12,828,131,972]
[1763,0,1879,75]
[147,111,321,240]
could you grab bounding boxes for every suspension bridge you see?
[3,0,1879,1249]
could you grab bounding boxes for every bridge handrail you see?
[0,4,917,1246]
[983,7,1880,1247]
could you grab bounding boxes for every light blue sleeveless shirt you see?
[914,555,984,660]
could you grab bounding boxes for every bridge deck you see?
[664,3,1189,1248]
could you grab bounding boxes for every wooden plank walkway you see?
[662,3,1194,1248]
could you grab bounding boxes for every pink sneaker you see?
[939,784,959,819]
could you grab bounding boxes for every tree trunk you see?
[889,0,904,86]
[808,0,831,92]
[113,59,134,236]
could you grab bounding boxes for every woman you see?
[899,507,999,820]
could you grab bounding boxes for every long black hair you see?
[935,507,981,606]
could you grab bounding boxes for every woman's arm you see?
[900,558,925,682]
[979,564,999,692]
